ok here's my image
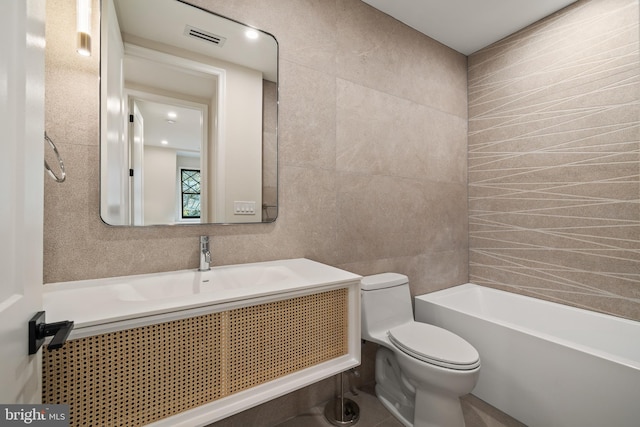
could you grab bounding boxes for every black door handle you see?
[28,311,74,355]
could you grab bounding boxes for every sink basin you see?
[43,258,361,329]
[113,265,301,302]
[212,264,301,289]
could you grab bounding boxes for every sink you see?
[43,258,361,329]
[113,265,301,302]
[112,271,199,301]
[209,265,301,289]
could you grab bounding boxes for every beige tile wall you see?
[468,0,640,320]
[44,0,468,425]
[44,0,468,293]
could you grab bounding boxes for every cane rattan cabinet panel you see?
[43,289,349,427]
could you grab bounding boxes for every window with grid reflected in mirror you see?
[181,169,201,219]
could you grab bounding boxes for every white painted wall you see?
[142,149,204,225]
[143,146,176,225]
[221,65,263,223]
[177,154,200,170]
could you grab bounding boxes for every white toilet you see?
[361,273,480,427]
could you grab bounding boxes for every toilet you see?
[361,273,480,427]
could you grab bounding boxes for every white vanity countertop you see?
[44,258,361,330]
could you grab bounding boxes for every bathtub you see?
[414,283,640,427]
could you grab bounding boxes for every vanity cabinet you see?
[42,259,361,427]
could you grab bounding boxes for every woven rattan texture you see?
[225,288,349,393]
[43,312,223,426]
[43,289,348,427]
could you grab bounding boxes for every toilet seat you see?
[388,322,480,370]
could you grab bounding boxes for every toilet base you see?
[374,347,415,426]
[374,346,471,427]
[413,387,465,427]
[376,385,413,427]
[376,384,466,427]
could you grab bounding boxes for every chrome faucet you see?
[199,236,211,271]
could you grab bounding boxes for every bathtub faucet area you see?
[199,236,211,271]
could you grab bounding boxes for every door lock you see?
[28,311,74,355]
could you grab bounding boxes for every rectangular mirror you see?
[100,0,278,225]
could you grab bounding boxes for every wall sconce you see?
[76,0,92,56]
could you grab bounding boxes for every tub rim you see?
[415,283,640,371]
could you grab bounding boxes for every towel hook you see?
[44,132,66,183]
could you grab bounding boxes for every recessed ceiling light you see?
[167,112,177,119]
[161,140,168,145]
[245,29,259,40]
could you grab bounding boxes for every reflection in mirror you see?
[100,0,278,225]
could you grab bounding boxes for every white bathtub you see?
[414,283,640,427]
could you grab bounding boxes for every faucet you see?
[199,235,211,271]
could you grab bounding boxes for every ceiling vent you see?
[184,25,226,47]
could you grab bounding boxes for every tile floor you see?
[274,385,526,427]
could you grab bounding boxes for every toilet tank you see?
[361,273,414,343]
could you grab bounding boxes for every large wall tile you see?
[336,0,467,118]
[336,79,467,183]
[274,165,339,265]
[336,173,467,263]
[279,60,337,169]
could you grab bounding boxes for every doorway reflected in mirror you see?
[99,0,278,225]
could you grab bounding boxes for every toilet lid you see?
[388,322,480,370]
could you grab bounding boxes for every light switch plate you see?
[234,201,256,215]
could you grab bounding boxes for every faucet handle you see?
[200,235,210,251]
[198,235,212,271]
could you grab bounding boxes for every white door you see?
[0,0,45,404]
